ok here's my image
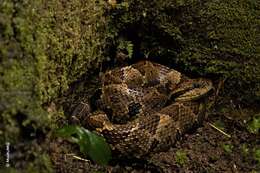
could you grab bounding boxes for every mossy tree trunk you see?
[0,0,111,172]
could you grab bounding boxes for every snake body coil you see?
[86,61,213,157]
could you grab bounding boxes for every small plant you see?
[213,120,225,131]
[117,38,134,59]
[241,144,249,156]
[55,125,111,165]
[247,115,260,134]
[253,148,260,164]
[222,144,233,154]
[175,150,188,166]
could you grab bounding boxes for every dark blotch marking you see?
[144,79,160,87]
[128,102,142,117]
[192,82,200,88]
[150,139,160,151]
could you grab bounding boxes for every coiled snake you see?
[85,61,213,157]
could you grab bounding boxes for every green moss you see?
[0,153,53,173]
[0,0,112,171]
[175,150,188,166]
[25,153,53,173]
[109,0,260,100]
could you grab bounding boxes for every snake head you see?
[171,78,213,101]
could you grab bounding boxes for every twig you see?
[208,122,231,138]
[66,153,90,162]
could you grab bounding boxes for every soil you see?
[49,112,259,173]
[49,75,260,173]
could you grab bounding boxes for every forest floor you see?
[49,75,260,173]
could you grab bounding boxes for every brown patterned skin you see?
[86,61,213,157]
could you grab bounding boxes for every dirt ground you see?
[49,77,260,173]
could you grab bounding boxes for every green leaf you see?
[55,125,111,165]
[55,125,79,137]
[82,129,112,165]
[55,125,82,143]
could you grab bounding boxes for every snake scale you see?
[85,60,213,157]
